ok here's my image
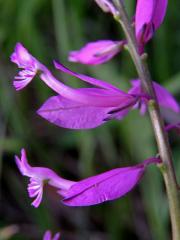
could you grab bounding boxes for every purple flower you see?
[135,0,168,53]
[11,44,178,129]
[15,149,160,207]
[43,230,60,240]
[94,0,118,16]
[15,149,76,207]
[128,79,179,115]
[68,40,125,65]
[11,43,138,129]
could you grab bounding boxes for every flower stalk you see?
[113,0,180,239]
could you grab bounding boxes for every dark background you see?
[0,1,180,239]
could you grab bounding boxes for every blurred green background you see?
[0,0,180,239]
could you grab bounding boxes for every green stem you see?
[113,1,180,239]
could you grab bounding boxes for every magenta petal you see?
[15,149,33,176]
[135,0,168,51]
[54,60,121,92]
[10,42,36,68]
[62,165,145,206]
[68,40,123,65]
[31,187,43,208]
[37,95,114,129]
[43,230,61,240]
[129,80,179,113]
[41,70,135,108]
[43,231,51,240]
[37,94,136,129]
[135,0,154,42]
[153,81,179,113]
[152,0,168,29]
[52,233,61,240]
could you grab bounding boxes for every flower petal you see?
[30,183,43,208]
[28,178,42,197]
[63,166,145,206]
[152,0,168,30]
[43,230,61,240]
[10,42,36,68]
[41,70,136,108]
[53,233,61,240]
[68,40,124,65]
[130,80,179,113]
[37,95,112,129]
[62,157,160,206]
[43,231,51,240]
[13,70,36,90]
[135,0,168,52]
[135,0,155,43]
[15,149,33,177]
[153,81,179,113]
[37,94,136,129]
[54,60,121,91]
